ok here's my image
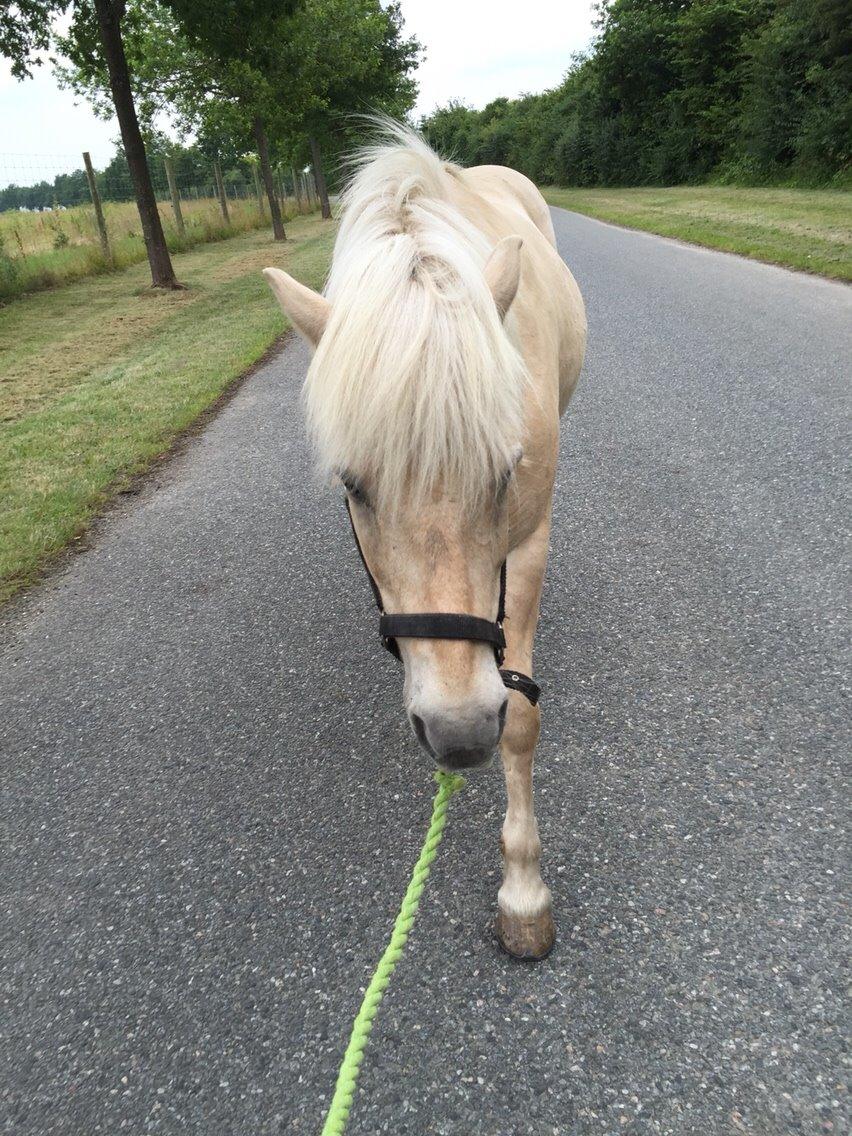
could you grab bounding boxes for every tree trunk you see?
[253,117,286,241]
[309,136,332,220]
[93,0,179,289]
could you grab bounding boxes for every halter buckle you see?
[495,621,506,666]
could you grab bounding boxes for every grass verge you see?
[0,214,336,604]
[541,185,851,281]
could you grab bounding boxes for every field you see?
[541,186,852,281]
[0,213,336,603]
[0,194,313,302]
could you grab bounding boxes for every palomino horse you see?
[264,124,585,959]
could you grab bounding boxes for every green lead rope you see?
[320,770,466,1136]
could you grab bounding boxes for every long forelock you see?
[303,123,527,515]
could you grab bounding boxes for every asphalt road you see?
[2,211,849,1136]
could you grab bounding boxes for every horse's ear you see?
[484,235,523,321]
[263,267,330,347]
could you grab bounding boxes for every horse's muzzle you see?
[409,697,507,770]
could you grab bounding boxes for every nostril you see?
[410,712,434,756]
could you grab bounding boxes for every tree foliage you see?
[273,0,421,179]
[0,0,69,78]
[57,0,420,183]
[422,0,850,186]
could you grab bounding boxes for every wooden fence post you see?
[213,159,230,223]
[252,163,265,217]
[163,157,185,238]
[82,151,111,264]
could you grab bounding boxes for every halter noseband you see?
[345,499,540,706]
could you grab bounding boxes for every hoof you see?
[496,905,555,961]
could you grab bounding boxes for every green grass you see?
[541,186,851,281]
[0,214,336,604]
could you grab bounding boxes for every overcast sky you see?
[0,1,596,182]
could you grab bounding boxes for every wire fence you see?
[0,151,321,302]
[0,151,319,260]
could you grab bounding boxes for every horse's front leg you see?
[496,519,555,960]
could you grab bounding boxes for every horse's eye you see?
[496,467,514,502]
[342,474,369,507]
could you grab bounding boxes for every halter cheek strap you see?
[345,499,541,706]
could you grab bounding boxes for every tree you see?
[2,0,180,287]
[88,0,179,285]
[276,0,421,219]
[161,0,299,240]
[62,0,421,233]
[739,0,851,178]
[60,0,296,240]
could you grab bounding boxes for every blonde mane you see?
[303,122,528,514]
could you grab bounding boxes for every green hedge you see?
[422,0,850,189]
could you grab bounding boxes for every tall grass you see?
[0,195,313,303]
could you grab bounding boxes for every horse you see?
[264,123,586,960]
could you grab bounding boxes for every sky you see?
[0,1,596,183]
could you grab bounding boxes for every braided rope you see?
[320,770,465,1135]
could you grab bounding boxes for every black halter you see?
[345,499,540,706]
